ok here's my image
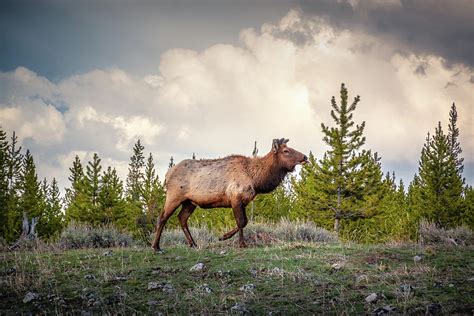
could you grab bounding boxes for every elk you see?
[151,138,308,251]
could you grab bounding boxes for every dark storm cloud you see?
[0,0,297,80]
[298,0,474,68]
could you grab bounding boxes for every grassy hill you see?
[1,240,473,314]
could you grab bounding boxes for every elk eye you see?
[283,149,290,154]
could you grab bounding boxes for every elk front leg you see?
[152,196,182,251]
[219,200,248,247]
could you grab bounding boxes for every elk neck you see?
[249,152,288,194]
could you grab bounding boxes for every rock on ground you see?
[365,293,378,303]
[23,292,39,303]
[230,303,249,314]
[190,262,206,272]
[413,255,422,262]
[239,284,256,293]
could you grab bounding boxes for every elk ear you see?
[272,139,279,153]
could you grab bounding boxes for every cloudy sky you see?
[1,0,473,193]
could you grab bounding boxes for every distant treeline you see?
[1,84,472,243]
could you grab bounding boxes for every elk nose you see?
[303,155,308,161]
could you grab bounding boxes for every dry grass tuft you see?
[419,220,473,246]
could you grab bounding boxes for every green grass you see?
[1,242,473,314]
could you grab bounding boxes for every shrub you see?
[158,226,217,248]
[59,222,135,249]
[273,219,338,243]
[0,237,7,252]
[150,220,337,248]
[419,220,473,246]
[243,222,278,246]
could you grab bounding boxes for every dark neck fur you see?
[249,153,288,194]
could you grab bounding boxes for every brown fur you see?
[151,138,307,250]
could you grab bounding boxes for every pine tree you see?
[168,156,175,170]
[125,140,146,233]
[4,131,23,242]
[85,153,103,224]
[139,153,165,234]
[126,139,145,203]
[43,178,64,238]
[66,153,103,224]
[291,152,328,223]
[64,155,84,209]
[418,122,464,227]
[99,166,128,227]
[462,186,474,229]
[447,103,464,175]
[19,150,43,231]
[0,128,9,241]
[294,84,384,235]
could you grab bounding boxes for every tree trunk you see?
[334,217,340,233]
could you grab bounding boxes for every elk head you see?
[272,138,308,172]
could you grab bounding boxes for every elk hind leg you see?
[178,200,197,248]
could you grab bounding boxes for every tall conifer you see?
[44,178,64,237]
[126,139,145,203]
[418,122,463,227]
[0,129,9,240]
[140,153,165,234]
[19,150,43,227]
[313,84,383,233]
[4,131,23,241]
[99,166,128,227]
[447,103,464,175]
[64,155,84,209]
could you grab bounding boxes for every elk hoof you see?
[239,242,248,248]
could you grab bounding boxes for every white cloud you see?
[0,10,473,191]
[0,100,65,144]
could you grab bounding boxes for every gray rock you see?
[215,270,231,278]
[148,300,159,306]
[373,305,396,315]
[239,283,256,293]
[268,267,284,276]
[413,255,422,262]
[23,292,39,303]
[148,281,161,290]
[249,268,258,277]
[365,293,378,303]
[190,262,205,272]
[148,281,175,293]
[102,250,113,257]
[356,275,368,284]
[114,276,128,281]
[196,283,213,294]
[397,284,415,298]
[468,277,474,282]
[219,250,227,255]
[6,267,16,275]
[331,262,344,270]
[162,283,175,294]
[231,303,249,314]
[84,274,95,280]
